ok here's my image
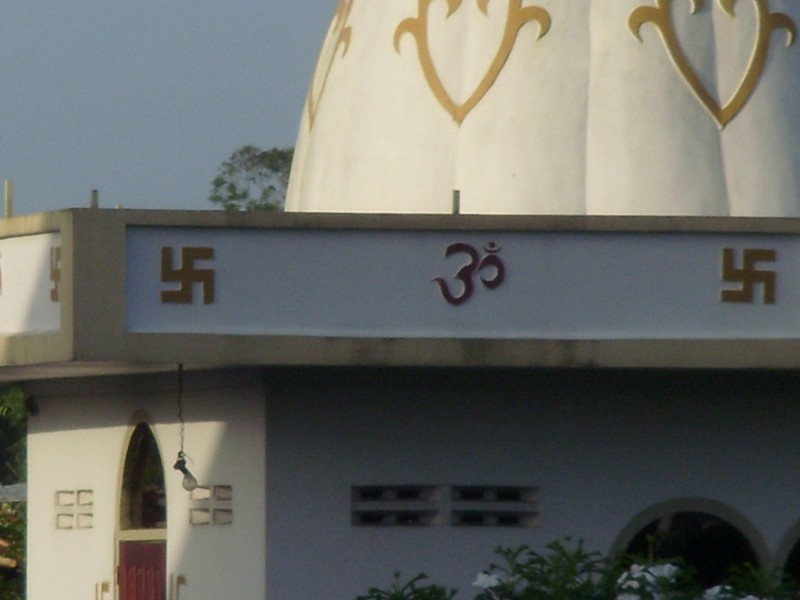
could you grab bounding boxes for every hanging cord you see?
[177,363,185,456]
[173,363,198,491]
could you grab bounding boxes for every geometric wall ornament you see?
[629,0,797,129]
[189,485,233,526]
[55,489,94,530]
[395,0,551,124]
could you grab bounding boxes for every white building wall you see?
[264,368,800,600]
[26,364,800,600]
[26,369,266,600]
[27,394,125,599]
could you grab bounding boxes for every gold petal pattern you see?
[306,0,355,129]
[395,0,551,124]
[629,0,796,129]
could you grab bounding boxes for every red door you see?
[118,542,166,600]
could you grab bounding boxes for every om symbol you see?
[433,242,505,306]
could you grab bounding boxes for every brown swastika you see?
[161,246,215,304]
[720,247,776,304]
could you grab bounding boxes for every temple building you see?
[3,1,800,599]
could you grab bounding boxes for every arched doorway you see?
[117,422,167,600]
[779,523,800,586]
[618,506,761,588]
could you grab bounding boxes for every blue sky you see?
[0,1,334,214]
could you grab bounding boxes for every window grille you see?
[351,486,441,526]
[450,486,538,527]
[351,485,538,528]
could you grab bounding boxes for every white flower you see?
[473,572,501,590]
[616,562,682,600]
[704,585,737,600]
[628,565,646,576]
[617,568,636,586]
[648,564,679,581]
[618,563,680,585]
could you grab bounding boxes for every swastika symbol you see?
[720,247,776,304]
[160,246,215,304]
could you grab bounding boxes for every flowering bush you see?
[615,563,699,600]
[0,503,24,600]
[358,540,800,600]
[703,565,798,600]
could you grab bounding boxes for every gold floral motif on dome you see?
[306,0,355,129]
[395,0,551,124]
[630,0,796,129]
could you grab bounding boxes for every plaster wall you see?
[26,369,266,600]
[24,364,800,600]
[264,368,800,599]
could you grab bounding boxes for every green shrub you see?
[357,573,457,600]
[474,541,611,600]
[357,540,800,600]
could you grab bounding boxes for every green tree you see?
[0,389,26,600]
[209,145,294,212]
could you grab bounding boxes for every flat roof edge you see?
[75,335,800,371]
[5,208,800,235]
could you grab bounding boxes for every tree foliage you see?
[0,390,26,485]
[209,145,293,212]
[0,389,26,600]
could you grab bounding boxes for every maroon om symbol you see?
[433,242,505,306]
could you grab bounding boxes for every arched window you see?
[120,423,166,530]
[623,511,759,588]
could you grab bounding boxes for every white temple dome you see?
[286,0,800,216]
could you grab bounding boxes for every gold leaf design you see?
[629,0,796,129]
[395,0,551,124]
[306,0,355,129]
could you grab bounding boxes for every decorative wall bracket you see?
[395,0,551,124]
[629,0,796,129]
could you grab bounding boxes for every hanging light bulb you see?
[173,451,198,492]
[174,364,199,492]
